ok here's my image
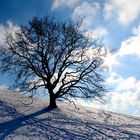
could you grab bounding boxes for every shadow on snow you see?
[0,99,140,140]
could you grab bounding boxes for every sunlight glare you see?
[103,51,118,69]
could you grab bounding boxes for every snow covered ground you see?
[0,88,140,140]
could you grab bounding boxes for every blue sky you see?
[0,0,140,116]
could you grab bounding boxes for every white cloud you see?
[95,23,140,117]
[85,26,108,39]
[72,1,100,28]
[132,23,140,35]
[0,21,20,48]
[0,24,6,46]
[94,72,140,116]
[117,77,140,91]
[93,23,140,117]
[104,0,140,25]
[51,0,79,10]
[106,72,123,84]
[117,23,140,57]
[110,78,140,115]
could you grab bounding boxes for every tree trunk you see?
[48,94,57,108]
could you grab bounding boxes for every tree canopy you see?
[0,16,107,108]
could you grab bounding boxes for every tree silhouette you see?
[0,16,107,108]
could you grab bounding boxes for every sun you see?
[103,51,118,69]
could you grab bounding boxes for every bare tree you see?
[0,16,107,108]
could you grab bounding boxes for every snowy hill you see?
[0,88,140,140]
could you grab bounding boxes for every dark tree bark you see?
[48,89,57,108]
[49,95,57,108]
[0,16,108,108]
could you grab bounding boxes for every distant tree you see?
[0,16,107,108]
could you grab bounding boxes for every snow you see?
[0,88,140,140]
